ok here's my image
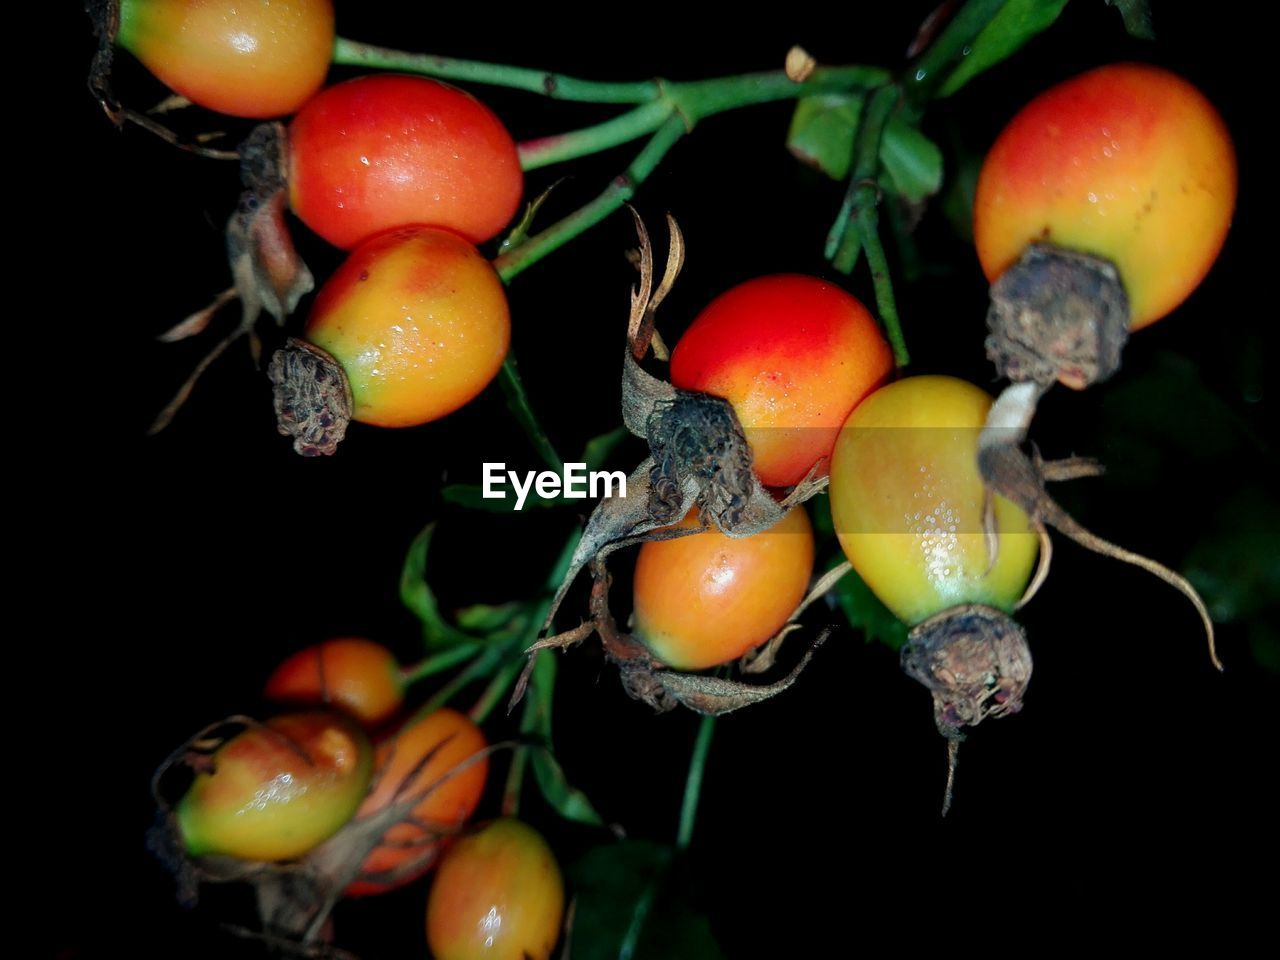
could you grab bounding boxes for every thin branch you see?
[332,38,663,103]
[676,714,717,851]
[494,115,688,284]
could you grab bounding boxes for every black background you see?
[57,2,1273,956]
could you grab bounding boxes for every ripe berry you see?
[426,819,564,960]
[670,275,892,487]
[829,376,1038,625]
[347,708,488,896]
[288,74,524,249]
[116,0,334,118]
[632,506,815,670]
[270,225,511,454]
[264,638,405,729]
[175,712,372,862]
[974,63,1236,332]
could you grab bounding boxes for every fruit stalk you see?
[332,38,665,103]
[676,713,717,851]
[494,115,687,283]
[827,84,910,367]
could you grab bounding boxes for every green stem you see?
[494,115,688,284]
[676,713,717,852]
[415,645,506,720]
[469,659,525,725]
[906,0,1009,102]
[826,85,910,368]
[856,202,910,368]
[503,530,581,817]
[617,854,673,960]
[332,38,662,103]
[829,85,896,260]
[400,642,483,686]
[519,100,673,170]
[501,749,528,818]
[498,358,564,472]
[518,66,893,172]
[675,66,891,120]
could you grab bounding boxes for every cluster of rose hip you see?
[108,0,1236,954]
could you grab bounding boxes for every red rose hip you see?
[670,276,893,487]
[288,75,524,249]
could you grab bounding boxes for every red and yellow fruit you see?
[426,819,564,960]
[347,708,488,897]
[632,507,815,670]
[264,638,404,728]
[974,63,1236,330]
[829,376,1038,624]
[176,712,373,862]
[670,275,892,487]
[116,0,334,118]
[288,74,524,249]
[305,226,511,427]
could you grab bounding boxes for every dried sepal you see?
[268,339,354,457]
[658,630,829,715]
[902,605,1032,737]
[546,213,825,631]
[509,621,596,714]
[902,604,1033,816]
[149,124,313,432]
[230,123,315,326]
[526,554,830,718]
[743,560,850,674]
[986,243,1130,390]
[156,288,238,343]
[978,382,1220,670]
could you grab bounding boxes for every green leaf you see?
[834,564,909,651]
[499,357,564,473]
[499,177,564,252]
[878,115,943,203]
[810,495,907,650]
[569,842,724,960]
[441,483,559,511]
[1107,0,1155,40]
[1250,623,1279,675]
[454,601,529,633]
[524,653,604,826]
[787,93,864,181]
[1184,488,1280,625]
[938,0,1070,97]
[1098,352,1258,482]
[940,147,983,243]
[583,426,629,472]
[400,524,484,649]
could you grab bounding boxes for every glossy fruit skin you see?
[176,712,372,862]
[264,638,404,729]
[632,506,815,670]
[288,74,524,249]
[116,0,334,119]
[305,226,510,427]
[347,708,488,897]
[426,819,564,960]
[974,63,1236,331]
[670,276,893,487]
[829,376,1038,625]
